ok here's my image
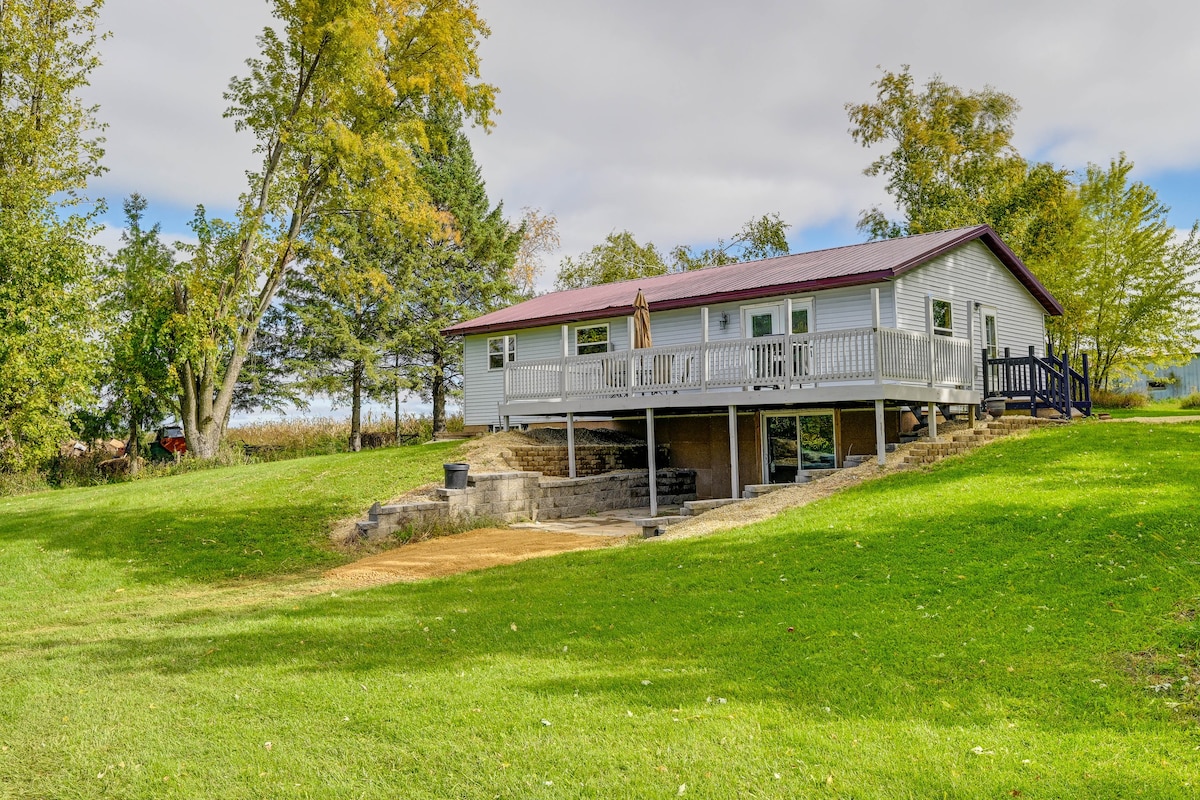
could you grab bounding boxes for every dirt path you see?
[1109,415,1200,424]
[325,527,627,587]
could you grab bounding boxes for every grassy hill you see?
[1,423,1197,798]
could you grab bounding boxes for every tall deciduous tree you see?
[554,231,668,291]
[101,194,178,470]
[0,0,105,471]
[510,206,559,297]
[846,66,1080,257]
[670,213,791,270]
[392,116,520,433]
[1071,155,1200,389]
[846,68,1199,382]
[172,0,496,458]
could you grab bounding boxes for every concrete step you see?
[681,498,744,516]
[635,515,689,538]
[743,480,809,499]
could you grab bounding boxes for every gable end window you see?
[932,299,953,337]
[488,335,516,370]
[575,324,609,355]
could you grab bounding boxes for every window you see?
[487,335,515,370]
[575,324,609,355]
[791,301,812,334]
[932,299,953,337]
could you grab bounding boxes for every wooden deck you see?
[501,327,976,416]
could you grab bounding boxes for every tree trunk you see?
[349,364,363,452]
[126,412,140,476]
[431,352,447,435]
[393,351,400,445]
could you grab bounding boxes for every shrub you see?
[0,470,51,497]
[1180,392,1200,410]
[1091,389,1149,409]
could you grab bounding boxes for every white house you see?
[444,225,1072,503]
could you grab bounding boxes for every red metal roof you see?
[444,225,1063,336]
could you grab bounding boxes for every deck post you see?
[1029,346,1039,418]
[560,325,569,400]
[927,401,938,440]
[783,299,794,387]
[700,308,709,391]
[871,287,883,385]
[502,415,510,432]
[1081,353,1091,414]
[874,399,886,466]
[981,348,990,399]
[646,408,658,517]
[728,405,740,499]
[567,412,577,479]
[627,317,636,397]
[1061,350,1071,419]
[925,295,935,387]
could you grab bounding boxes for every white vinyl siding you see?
[459,242,1050,423]
[893,240,1048,389]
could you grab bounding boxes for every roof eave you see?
[441,271,897,337]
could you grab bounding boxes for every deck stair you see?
[983,346,1092,419]
[900,415,1053,466]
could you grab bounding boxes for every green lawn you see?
[1096,398,1200,418]
[1,424,1198,798]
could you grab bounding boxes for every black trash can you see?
[443,462,469,489]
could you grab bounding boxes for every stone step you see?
[681,498,744,516]
[742,478,811,499]
[635,515,689,538]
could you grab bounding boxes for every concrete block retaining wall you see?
[355,468,696,540]
[505,444,668,478]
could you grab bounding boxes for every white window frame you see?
[932,298,954,337]
[789,297,815,334]
[487,335,516,370]
[575,323,609,355]
[742,302,782,338]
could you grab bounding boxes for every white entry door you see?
[743,303,783,385]
[980,305,998,389]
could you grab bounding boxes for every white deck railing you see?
[504,327,973,403]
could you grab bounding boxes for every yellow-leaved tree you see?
[170,0,496,458]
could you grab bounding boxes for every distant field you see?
[1,423,1198,798]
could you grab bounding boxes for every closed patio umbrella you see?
[632,289,652,349]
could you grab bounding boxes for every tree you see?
[554,231,668,291]
[1070,155,1200,389]
[100,194,178,471]
[510,206,559,296]
[845,65,1083,269]
[845,68,1200,383]
[280,222,399,452]
[0,0,105,471]
[171,0,496,458]
[670,212,791,270]
[391,115,521,434]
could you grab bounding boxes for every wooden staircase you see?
[983,347,1092,419]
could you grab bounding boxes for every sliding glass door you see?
[765,412,837,484]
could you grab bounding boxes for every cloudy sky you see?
[82,1,1200,415]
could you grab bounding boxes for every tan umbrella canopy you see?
[633,289,652,349]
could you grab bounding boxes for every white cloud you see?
[84,1,1200,280]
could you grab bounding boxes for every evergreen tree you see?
[392,115,521,433]
[278,223,399,451]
